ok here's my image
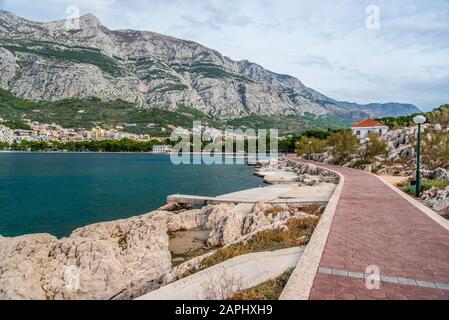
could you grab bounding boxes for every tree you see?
[366,132,387,161]
[278,135,299,153]
[296,137,326,158]
[427,104,449,127]
[422,130,449,169]
[326,130,358,165]
[0,141,9,150]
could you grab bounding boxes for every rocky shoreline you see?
[0,158,335,300]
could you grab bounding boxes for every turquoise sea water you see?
[0,153,263,238]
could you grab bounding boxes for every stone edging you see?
[372,173,449,232]
[279,159,345,300]
[136,246,304,300]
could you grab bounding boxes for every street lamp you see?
[308,141,312,160]
[413,115,427,197]
[364,137,370,164]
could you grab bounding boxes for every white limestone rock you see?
[432,168,449,182]
[0,211,172,300]
[166,209,202,232]
[421,186,449,213]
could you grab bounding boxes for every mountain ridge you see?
[0,10,420,124]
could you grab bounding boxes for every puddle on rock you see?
[169,228,211,266]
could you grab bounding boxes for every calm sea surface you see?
[0,153,263,238]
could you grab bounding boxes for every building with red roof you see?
[351,119,388,138]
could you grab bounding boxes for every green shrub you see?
[326,129,358,164]
[427,104,449,127]
[366,132,387,161]
[0,141,9,149]
[422,131,449,169]
[296,136,326,158]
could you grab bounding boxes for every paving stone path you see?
[290,157,449,300]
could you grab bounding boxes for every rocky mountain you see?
[0,10,420,123]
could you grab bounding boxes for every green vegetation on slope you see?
[0,40,122,76]
[227,112,349,136]
[171,62,255,83]
[0,88,216,136]
[3,118,31,130]
[376,104,449,128]
[149,83,189,94]
[0,89,350,136]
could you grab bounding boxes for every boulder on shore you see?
[0,211,172,300]
[421,186,449,213]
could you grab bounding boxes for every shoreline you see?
[0,155,267,239]
[0,156,338,300]
[0,156,317,240]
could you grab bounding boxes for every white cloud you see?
[1,0,448,110]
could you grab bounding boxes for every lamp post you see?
[308,141,312,160]
[413,115,427,197]
[364,137,370,164]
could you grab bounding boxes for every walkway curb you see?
[279,158,345,300]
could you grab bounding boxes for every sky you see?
[1,0,449,111]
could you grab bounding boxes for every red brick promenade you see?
[289,157,449,300]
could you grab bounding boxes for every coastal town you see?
[0,117,159,144]
[0,117,267,152]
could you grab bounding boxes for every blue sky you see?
[1,0,449,111]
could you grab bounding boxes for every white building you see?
[351,119,389,139]
[0,125,15,144]
[153,145,172,153]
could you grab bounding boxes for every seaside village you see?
[0,117,264,152]
[0,117,156,143]
[0,117,388,148]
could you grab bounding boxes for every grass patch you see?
[229,268,295,300]
[198,217,319,271]
[263,204,323,218]
[262,206,292,217]
[299,204,324,215]
[401,179,449,195]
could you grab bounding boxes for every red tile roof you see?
[352,119,386,128]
